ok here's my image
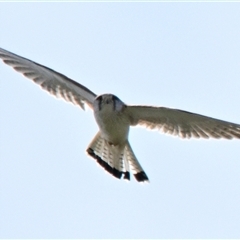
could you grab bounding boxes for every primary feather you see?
[0,48,96,109]
[125,106,240,139]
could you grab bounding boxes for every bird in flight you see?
[1,47,240,183]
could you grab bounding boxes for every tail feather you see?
[86,132,149,182]
[125,142,149,182]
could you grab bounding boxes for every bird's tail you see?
[86,132,149,182]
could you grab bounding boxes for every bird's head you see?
[93,94,125,112]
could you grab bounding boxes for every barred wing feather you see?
[0,48,96,109]
[126,105,240,139]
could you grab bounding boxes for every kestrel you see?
[1,47,240,183]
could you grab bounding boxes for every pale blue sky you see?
[1,2,240,239]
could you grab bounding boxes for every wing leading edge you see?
[0,47,97,109]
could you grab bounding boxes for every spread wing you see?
[0,47,97,109]
[125,105,240,139]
